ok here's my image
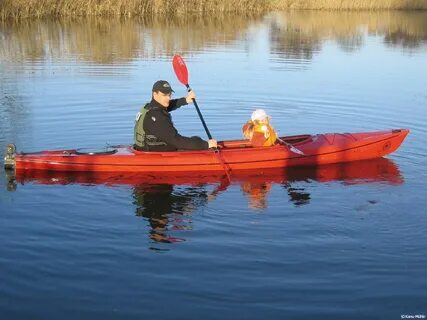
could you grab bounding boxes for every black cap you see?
[152,80,174,94]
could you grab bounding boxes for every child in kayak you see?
[242,109,278,147]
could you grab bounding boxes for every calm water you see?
[1,11,427,319]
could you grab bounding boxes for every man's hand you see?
[186,90,196,104]
[208,139,217,149]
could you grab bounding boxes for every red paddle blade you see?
[172,55,189,86]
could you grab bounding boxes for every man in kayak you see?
[134,80,217,151]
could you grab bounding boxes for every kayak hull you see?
[7,129,409,173]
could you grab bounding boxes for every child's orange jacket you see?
[242,121,277,147]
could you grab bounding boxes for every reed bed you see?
[272,0,427,10]
[0,0,269,20]
[1,0,427,20]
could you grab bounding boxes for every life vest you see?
[242,121,277,147]
[134,104,150,148]
[134,104,167,149]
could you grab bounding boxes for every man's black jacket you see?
[142,98,209,151]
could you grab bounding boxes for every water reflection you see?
[269,17,322,62]
[1,11,426,65]
[0,15,260,64]
[270,10,427,51]
[285,185,311,207]
[7,158,404,245]
[132,184,211,245]
[241,180,272,209]
[241,180,311,209]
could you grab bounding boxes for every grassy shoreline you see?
[1,0,427,20]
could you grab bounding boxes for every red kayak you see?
[4,129,409,173]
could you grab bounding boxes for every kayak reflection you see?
[239,157,403,209]
[9,157,403,188]
[7,158,403,243]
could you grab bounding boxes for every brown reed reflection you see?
[1,11,426,65]
[0,14,262,64]
[269,10,427,60]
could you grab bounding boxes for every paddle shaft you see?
[172,54,231,180]
[186,85,231,180]
[186,84,212,140]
